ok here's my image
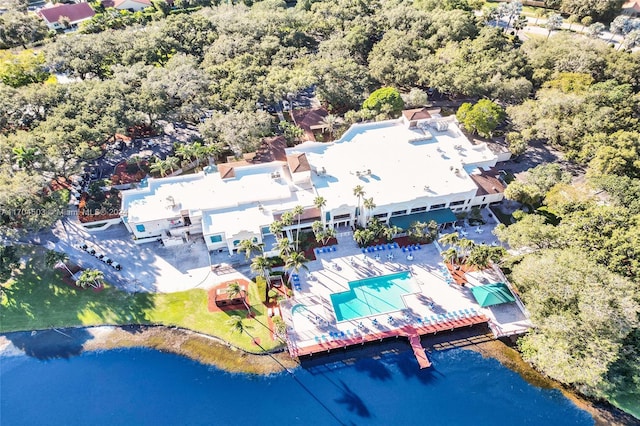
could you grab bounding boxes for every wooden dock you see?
[288,313,489,364]
[408,333,431,368]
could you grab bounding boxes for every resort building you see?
[120,109,509,253]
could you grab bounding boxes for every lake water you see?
[1,343,593,425]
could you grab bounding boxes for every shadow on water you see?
[4,328,93,360]
[334,379,371,418]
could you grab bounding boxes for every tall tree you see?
[226,281,251,314]
[352,185,365,227]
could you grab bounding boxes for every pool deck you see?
[281,222,532,367]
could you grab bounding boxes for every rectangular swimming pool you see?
[330,271,419,322]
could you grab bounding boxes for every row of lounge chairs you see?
[315,246,337,254]
[291,273,302,291]
[412,309,479,327]
[79,243,122,270]
[362,242,399,253]
[401,245,421,252]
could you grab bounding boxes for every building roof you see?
[39,2,95,24]
[469,167,505,196]
[287,153,310,173]
[402,108,432,122]
[102,0,151,8]
[291,107,329,142]
[252,136,287,163]
[288,117,498,211]
[623,0,640,12]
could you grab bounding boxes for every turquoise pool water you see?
[330,271,417,321]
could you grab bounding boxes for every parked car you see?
[95,253,105,260]
[101,256,112,264]
[282,100,291,111]
[86,247,96,255]
[111,261,122,271]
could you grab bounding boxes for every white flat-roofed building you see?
[121,111,508,251]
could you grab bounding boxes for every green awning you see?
[388,208,457,231]
[471,283,516,307]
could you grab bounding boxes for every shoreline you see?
[453,337,639,426]
[1,325,637,425]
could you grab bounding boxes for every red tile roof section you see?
[290,107,329,142]
[39,2,95,23]
[402,108,432,122]
[623,0,640,12]
[469,167,505,196]
[287,153,310,173]
[252,135,287,163]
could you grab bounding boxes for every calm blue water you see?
[1,343,593,425]
[331,271,416,321]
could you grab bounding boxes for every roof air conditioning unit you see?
[271,171,281,179]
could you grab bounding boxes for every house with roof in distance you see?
[38,2,95,30]
[101,0,152,12]
[622,0,640,16]
[120,110,508,253]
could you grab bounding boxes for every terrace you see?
[280,217,532,363]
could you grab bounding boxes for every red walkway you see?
[408,333,431,368]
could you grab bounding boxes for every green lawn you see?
[1,246,281,353]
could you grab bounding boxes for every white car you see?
[282,100,291,111]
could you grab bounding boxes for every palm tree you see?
[250,255,271,279]
[76,268,104,289]
[45,249,73,276]
[149,157,169,177]
[441,247,458,265]
[292,205,304,251]
[284,251,308,284]
[353,185,365,227]
[127,155,144,172]
[227,314,248,334]
[321,114,338,139]
[314,196,326,223]
[175,143,196,166]
[277,237,293,258]
[363,197,376,227]
[457,238,476,264]
[227,281,250,313]
[269,220,284,239]
[467,246,506,270]
[438,232,460,248]
[381,224,402,242]
[12,146,39,169]
[164,156,180,173]
[237,239,263,260]
[546,13,563,39]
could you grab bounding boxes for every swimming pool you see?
[330,271,418,322]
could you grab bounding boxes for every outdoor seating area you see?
[78,243,122,270]
[361,242,399,254]
[315,245,337,254]
[291,273,302,291]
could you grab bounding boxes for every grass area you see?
[1,245,281,353]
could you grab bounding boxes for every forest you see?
[0,0,639,415]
